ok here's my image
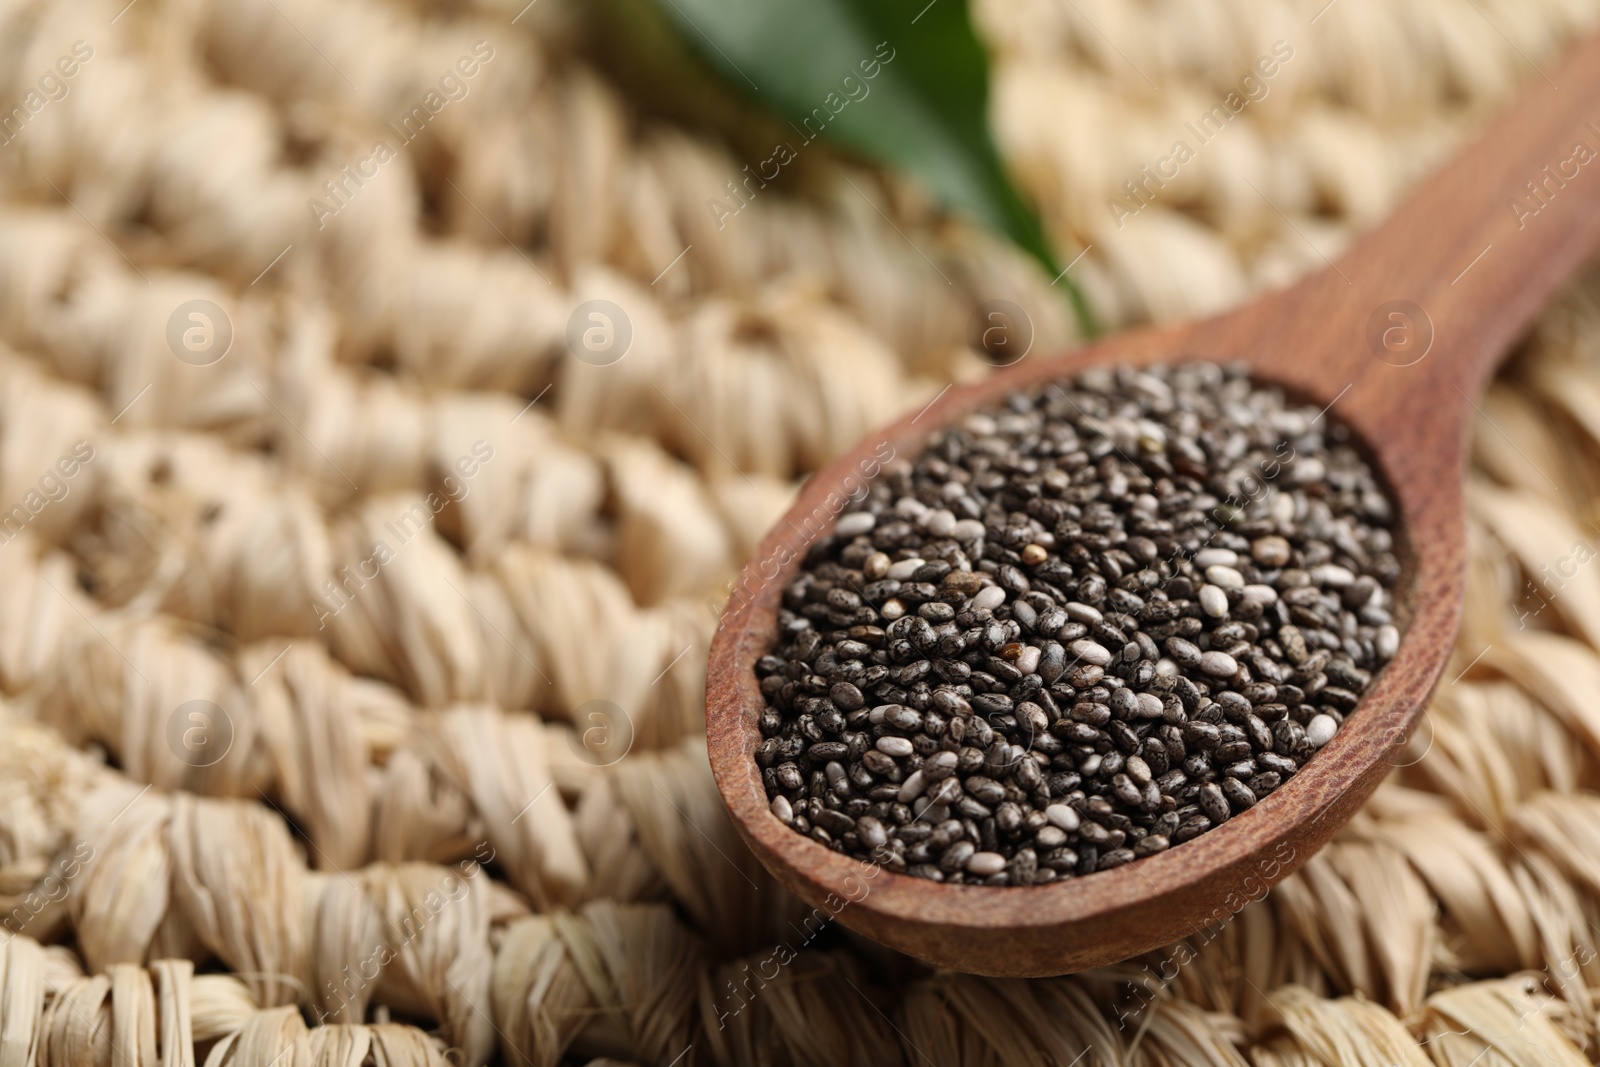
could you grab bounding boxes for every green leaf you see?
[650,0,1097,337]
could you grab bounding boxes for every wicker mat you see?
[1,0,1599,1063]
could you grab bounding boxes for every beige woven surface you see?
[1,0,1599,1063]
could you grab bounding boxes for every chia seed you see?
[755,362,1402,885]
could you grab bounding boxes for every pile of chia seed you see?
[755,362,1401,885]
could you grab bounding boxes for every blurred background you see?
[2,0,1600,1064]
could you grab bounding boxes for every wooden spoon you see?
[706,32,1600,977]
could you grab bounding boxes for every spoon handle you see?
[1200,31,1600,440]
[1360,30,1600,389]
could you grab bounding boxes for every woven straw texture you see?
[1,0,1599,1063]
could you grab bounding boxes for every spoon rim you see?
[706,326,1463,976]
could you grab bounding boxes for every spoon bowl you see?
[707,31,1600,976]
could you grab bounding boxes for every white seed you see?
[880,598,905,620]
[942,481,966,500]
[897,770,927,803]
[1015,646,1042,674]
[966,851,1007,876]
[1137,692,1164,718]
[1205,564,1245,589]
[771,795,793,823]
[1194,548,1238,568]
[952,518,986,542]
[1045,804,1081,832]
[1241,583,1278,605]
[1307,714,1339,748]
[971,586,1006,612]
[1270,410,1309,437]
[1313,564,1356,587]
[1136,419,1167,452]
[1376,624,1400,660]
[1200,651,1238,678]
[1291,457,1327,484]
[876,736,914,758]
[1065,602,1103,624]
[869,706,889,725]
[1132,372,1172,401]
[964,414,997,436]
[835,512,875,537]
[863,552,891,579]
[1155,657,1178,678]
[1270,493,1297,523]
[996,413,1033,436]
[1198,584,1229,617]
[927,509,956,537]
[896,497,930,520]
[888,557,925,580]
[1068,639,1112,667]
[1036,826,1067,848]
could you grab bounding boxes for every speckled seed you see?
[1252,536,1291,566]
[1306,714,1339,748]
[1199,781,1230,824]
[941,840,976,871]
[876,736,914,758]
[831,682,864,710]
[1198,584,1229,617]
[967,851,1007,876]
[924,751,959,780]
[1200,651,1238,677]
[836,512,876,537]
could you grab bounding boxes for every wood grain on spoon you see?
[707,32,1600,976]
